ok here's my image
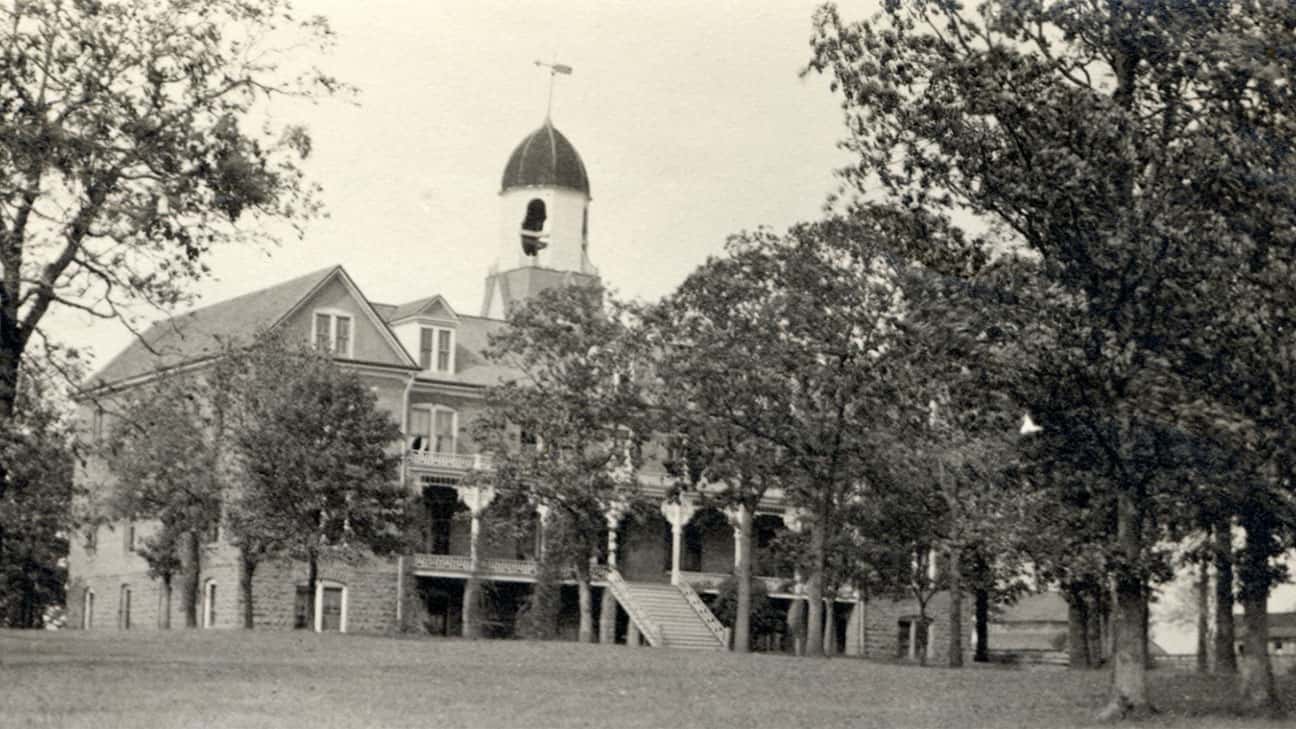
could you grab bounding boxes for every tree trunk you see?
[947,546,963,668]
[160,574,172,629]
[803,520,826,657]
[787,592,805,656]
[974,586,990,662]
[1213,518,1237,675]
[734,505,753,653]
[1067,586,1090,669]
[461,574,481,639]
[1097,489,1154,721]
[1196,553,1209,673]
[1237,596,1280,717]
[240,554,256,629]
[1142,578,1153,670]
[179,531,201,628]
[823,598,837,657]
[1236,515,1282,717]
[916,602,930,667]
[576,574,594,643]
[1086,592,1104,667]
[599,586,616,644]
[306,552,318,633]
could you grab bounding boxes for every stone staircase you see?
[615,579,727,651]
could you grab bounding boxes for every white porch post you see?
[456,485,497,572]
[606,505,625,569]
[661,497,697,586]
[725,504,747,570]
[535,504,551,560]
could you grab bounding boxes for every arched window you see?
[82,588,95,630]
[520,199,548,256]
[118,584,132,630]
[203,580,218,629]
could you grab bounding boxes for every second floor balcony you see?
[405,448,494,473]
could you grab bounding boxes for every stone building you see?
[66,118,968,659]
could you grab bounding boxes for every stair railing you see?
[605,569,664,647]
[676,579,729,649]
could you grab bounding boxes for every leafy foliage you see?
[0,0,342,414]
[0,378,75,627]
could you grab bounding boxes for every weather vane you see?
[534,58,572,119]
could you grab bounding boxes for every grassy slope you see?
[0,631,1292,729]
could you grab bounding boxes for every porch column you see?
[456,485,496,639]
[600,502,627,645]
[456,485,497,570]
[725,504,747,570]
[605,502,627,569]
[535,504,552,560]
[661,497,698,586]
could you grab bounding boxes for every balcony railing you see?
[410,553,608,582]
[405,450,493,471]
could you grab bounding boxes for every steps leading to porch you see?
[617,580,727,651]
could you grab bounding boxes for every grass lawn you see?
[1,630,1293,729]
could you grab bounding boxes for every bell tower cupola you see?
[494,119,595,275]
[482,61,601,319]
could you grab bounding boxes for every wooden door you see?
[321,587,343,631]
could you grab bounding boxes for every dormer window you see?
[313,310,353,357]
[419,326,455,374]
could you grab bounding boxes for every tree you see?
[645,307,793,653]
[101,375,228,628]
[661,215,915,657]
[808,1,1296,717]
[0,0,342,418]
[0,376,74,627]
[472,283,650,643]
[228,333,408,628]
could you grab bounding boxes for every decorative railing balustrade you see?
[405,451,493,471]
[605,569,664,647]
[412,554,535,577]
[410,554,610,583]
[676,578,729,648]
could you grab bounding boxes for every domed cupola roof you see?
[501,119,590,196]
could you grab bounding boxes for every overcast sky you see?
[49,0,879,370]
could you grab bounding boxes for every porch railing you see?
[677,578,730,648]
[405,451,493,471]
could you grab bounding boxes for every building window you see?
[419,327,455,373]
[434,409,456,454]
[123,523,135,555]
[203,580,218,628]
[203,519,221,545]
[312,310,354,356]
[118,584,132,630]
[520,198,548,256]
[409,407,456,454]
[85,526,97,553]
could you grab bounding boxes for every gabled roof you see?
[87,265,418,389]
[87,266,339,388]
[1235,612,1296,639]
[386,294,459,325]
[996,592,1068,624]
